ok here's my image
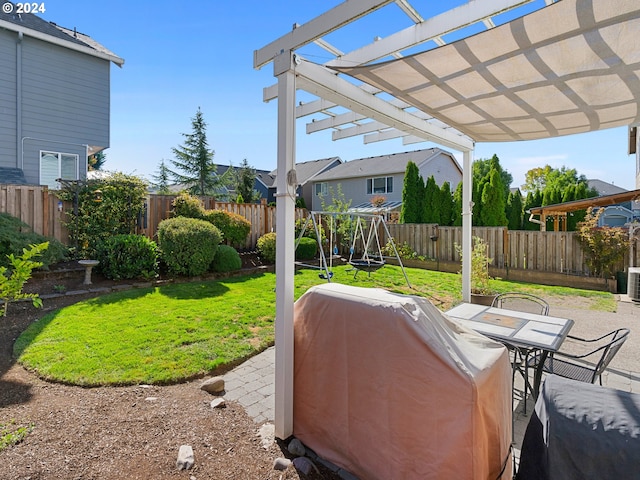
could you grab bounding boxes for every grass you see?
[0,421,33,453]
[14,264,615,386]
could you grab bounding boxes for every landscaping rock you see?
[293,456,319,475]
[287,438,306,457]
[257,423,275,449]
[210,397,226,409]
[273,457,292,471]
[176,445,194,470]
[200,376,225,394]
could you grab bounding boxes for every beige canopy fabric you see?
[333,0,640,143]
[293,283,512,480]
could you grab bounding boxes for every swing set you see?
[294,211,411,288]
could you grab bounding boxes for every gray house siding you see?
[0,18,117,187]
[311,150,462,211]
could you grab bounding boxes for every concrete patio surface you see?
[223,295,640,477]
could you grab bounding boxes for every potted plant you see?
[456,236,497,306]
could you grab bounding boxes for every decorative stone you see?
[176,445,194,470]
[210,397,226,409]
[287,438,306,457]
[200,376,225,394]
[293,457,319,475]
[257,423,275,449]
[273,457,292,471]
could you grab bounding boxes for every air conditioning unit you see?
[629,267,640,302]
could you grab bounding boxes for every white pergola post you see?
[273,51,297,440]
[461,150,474,302]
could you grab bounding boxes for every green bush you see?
[204,210,251,248]
[295,237,317,260]
[157,217,222,276]
[171,192,205,219]
[97,234,158,280]
[211,245,242,272]
[257,232,276,263]
[0,213,67,269]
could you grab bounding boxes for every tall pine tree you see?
[151,159,172,195]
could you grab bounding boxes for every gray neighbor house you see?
[0,5,123,188]
[310,148,462,213]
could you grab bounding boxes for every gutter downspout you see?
[16,31,23,169]
[527,211,543,226]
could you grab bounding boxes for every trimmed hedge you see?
[203,210,251,248]
[257,232,276,263]
[171,192,204,219]
[295,237,317,260]
[211,245,242,272]
[97,234,158,280]
[157,217,222,276]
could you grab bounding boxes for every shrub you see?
[204,210,251,248]
[257,232,276,263]
[97,234,158,280]
[157,217,222,276]
[211,245,242,272]
[171,192,205,219]
[296,237,317,260]
[1,242,48,317]
[0,213,67,269]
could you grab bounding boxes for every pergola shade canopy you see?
[333,0,640,143]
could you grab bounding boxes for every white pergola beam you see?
[306,111,368,134]
[333,120,389,140]
[326,0,533,68]
[254,0,394,69]
[295,59,473,151]
[297,98,338,117]
[364,128,410,143]
[395,0,423,23]
[313,38,344,57]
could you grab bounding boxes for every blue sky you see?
[38,0,637,190]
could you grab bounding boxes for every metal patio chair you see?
[529,328,630,385]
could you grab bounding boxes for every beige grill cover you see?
[293,283,512,480]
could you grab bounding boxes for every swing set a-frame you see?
[294,211,412,288]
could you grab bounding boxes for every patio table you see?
[445,303,574,398]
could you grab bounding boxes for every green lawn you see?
[14,265,614,386]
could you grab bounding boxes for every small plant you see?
[456,236,494,295]
[53,284,67,294]
[382,240,417,259]
[577,208,630,278]
[0,421,34,452]
[371,195,386,207]
[0,242,48,317]
[211,245,242,273]
[257,232,277,263]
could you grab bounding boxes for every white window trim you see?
[367,176,393,195]
[40,150,79,189]
[315,182,328,196]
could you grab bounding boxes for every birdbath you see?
[78,260,99,285]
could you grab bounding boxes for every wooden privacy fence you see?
[385,223,640,276]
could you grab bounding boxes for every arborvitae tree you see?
[400,161,421,223]
[151,159,172,195]
[452,181,463,226]
[233,159,260,203]
[422,175,440,223]
[506,189,523,230]
[439,181,453,226]
[416,174,426,223]
[169,107,225,196]
[480,167,508,226]
[472,175,485,226]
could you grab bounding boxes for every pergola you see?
[254,0,640,438]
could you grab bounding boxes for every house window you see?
[40,151,79,189]
[315,182,328,196]
[367,176,393,194]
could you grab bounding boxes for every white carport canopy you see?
[254,0,640,439]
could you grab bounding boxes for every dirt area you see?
[0,255,342,480]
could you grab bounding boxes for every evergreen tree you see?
[439,181,453,226]
[151,159,172,195]
[452,182,463,226]
[416,174,426,223]
[506,189,523,230]
[233,159,260,203]
[400,161,421,223]
[480,167,508,226]
[169,108,225,196]
[422,175,440,223]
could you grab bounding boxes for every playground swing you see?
[294,213,334,280]
[347,215,386,278]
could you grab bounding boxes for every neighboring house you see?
[310,148,462,213]
[0,5,123,188]
[266,157,343,207]
[588,179,639,227]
